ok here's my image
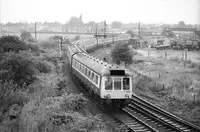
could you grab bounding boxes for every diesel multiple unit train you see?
[66,35,132,106]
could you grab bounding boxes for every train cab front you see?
[101,68,132,107]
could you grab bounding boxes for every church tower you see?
[79,14,82,22]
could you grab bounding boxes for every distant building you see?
[3,22,28,32]
[62,14,102,33]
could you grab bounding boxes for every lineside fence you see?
[125,65,200,102]
[139,50,189,61]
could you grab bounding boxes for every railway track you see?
[74,76,158,132]
[129,95,200,132]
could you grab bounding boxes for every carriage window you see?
[88,70,91,78]
[79,64,81,70]
[85,68,88,76]
[93,74,96,83]
[83,67,85,73]
[114,78,121,90]
[105,77,112,90]
[95,75,98,85]
[91,72,94,80]
[77,63,79,69]
[123,78,130,90]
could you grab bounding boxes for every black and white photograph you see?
[0,0,200,131]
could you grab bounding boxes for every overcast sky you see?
[0,0,199,24]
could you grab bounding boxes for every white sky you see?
[0,0,199,24]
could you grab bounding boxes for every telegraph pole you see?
[35,22,37,39]
[138,22,140,37]
[59,36,63,59]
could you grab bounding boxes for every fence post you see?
[163,83,165,90]
[193,94,196,102]
[159,73,160,78]
[165,51,167,59]
[182,52,184,61]
[185,52,187,60]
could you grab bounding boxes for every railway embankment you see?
[0,35,116,132]
[90,41,200,127]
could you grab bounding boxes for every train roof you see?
[67,47,131,76]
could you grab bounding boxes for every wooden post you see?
[182,52,184,60]
[185,52,187,60]
[165,51,167,59]
[163,84,165,90]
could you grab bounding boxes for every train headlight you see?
[107,94,111,99]
[125,94,129,98]
[104,94,111,99]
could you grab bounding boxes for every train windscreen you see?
[114,78,121,90]
[105,77,113,90]
[123,78,130,90]
[105,77,130,90]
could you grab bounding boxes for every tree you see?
[0,52,37,86]
[178,21,186,27]
[111,21,123,29]
[0,35,27,53]
[111,43,132,65]
[125,29,135,37]
[20,30,32,41]
[161,30,175,38]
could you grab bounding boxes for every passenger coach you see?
[67,45,132,106]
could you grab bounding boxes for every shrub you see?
[20,30,35,42]
[172,75,193,97]
[26,42,41,53]
[56,79,71,96]
[0,81,29,120]
[60,93,87,112]
[0,35,27,53]
[35,60,52,73]
[125,29,135,37]
[111,43,132,64]
[37,39,59,49]
[74,35,80,41]
[0,52,37,86]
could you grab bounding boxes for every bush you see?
[35,60,52,73]
[56,79,71,96]
[20,30,35,42]
[125,29,135,37]
[60,93,87,112]
[26,42,41,53]
[0,52,37,86]
[0,81,29,120]
[0,35,27,53]
[111,43,132,64]
[74,35,80,41]
[37,39,59,49]
[172,75,193,97]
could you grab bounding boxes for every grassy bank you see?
[0,36,116,132]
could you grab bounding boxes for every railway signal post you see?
[58,36,63,59]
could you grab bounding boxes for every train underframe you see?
[72,74,130,109]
